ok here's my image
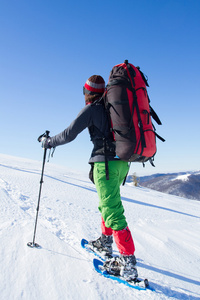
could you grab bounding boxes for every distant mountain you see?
[127,171,200,201]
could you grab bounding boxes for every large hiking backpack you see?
[104,60,164,166]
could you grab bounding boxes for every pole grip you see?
[38,130,50,142]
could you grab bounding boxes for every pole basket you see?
[27,242,41,248]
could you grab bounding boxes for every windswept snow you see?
[0,153,200,300]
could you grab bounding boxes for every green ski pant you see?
[93,160,129,231]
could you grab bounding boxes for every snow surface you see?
[171,174,191,182]
[0,153,200,300]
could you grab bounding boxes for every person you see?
[41,75,138,280]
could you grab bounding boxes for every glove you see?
[40,137,52,149]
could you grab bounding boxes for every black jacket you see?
[49,101,116,163]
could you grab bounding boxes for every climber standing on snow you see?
[40,75,138,280]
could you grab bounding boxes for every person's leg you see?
[94,160,135,255]
[94,160,128,231]
[101,216,113,235]
[113,226,135,256]
[94,161,138,278]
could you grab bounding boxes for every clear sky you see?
[0,0,200,176]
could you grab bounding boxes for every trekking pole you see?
[27,130,50,248]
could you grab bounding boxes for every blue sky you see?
[0,0,200,176]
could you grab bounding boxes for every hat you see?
[83,75,105,95]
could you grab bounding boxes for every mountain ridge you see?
[127,171,200,201]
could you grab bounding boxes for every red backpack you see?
[104,60,165,166]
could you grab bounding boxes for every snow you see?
[0,153,200,300]
[171,174,191,182]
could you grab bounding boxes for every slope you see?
[0,153,200,300]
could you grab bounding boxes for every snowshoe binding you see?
[103,255,138,281]
[88,234,113,258]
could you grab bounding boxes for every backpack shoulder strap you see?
[91,94,110,181]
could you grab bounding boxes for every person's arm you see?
[48,105,92,148]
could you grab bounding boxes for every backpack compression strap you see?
[125,62,147,153]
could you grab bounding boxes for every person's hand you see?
[40,137,52,149]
